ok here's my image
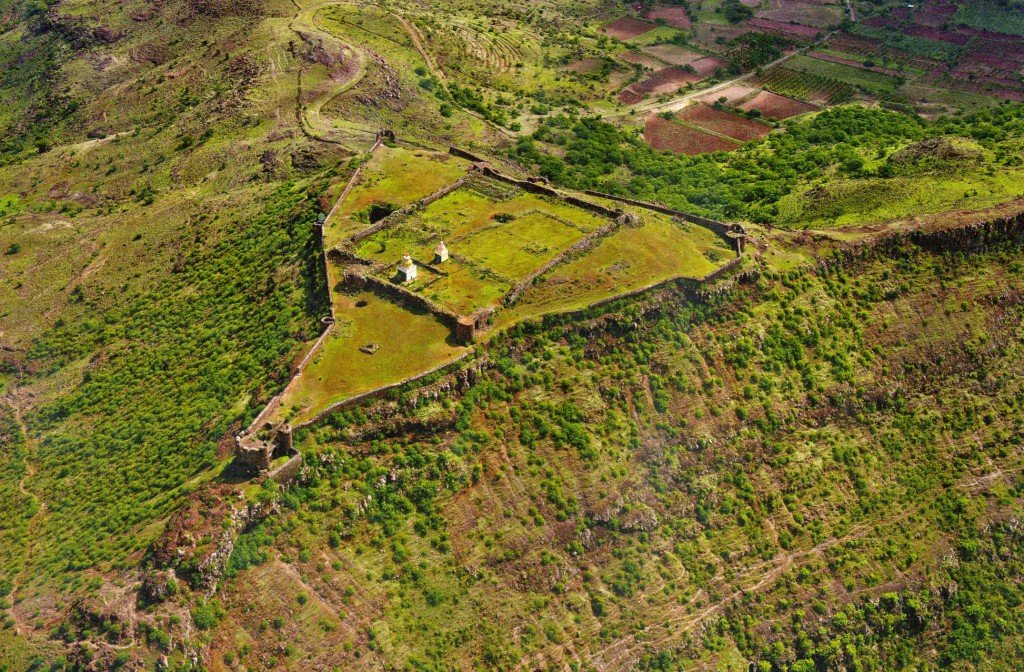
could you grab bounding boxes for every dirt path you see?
[4,400,47,638]
[606,31,836,121]
[288,0,375,145]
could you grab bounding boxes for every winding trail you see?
[288,0,375,145]
[4,400,47,638]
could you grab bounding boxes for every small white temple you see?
[434,241,449,263]
[397,252,417,282]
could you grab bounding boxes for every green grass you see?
[775,168,1024,229]
[953,1,1024,37]
[215,243,1024,671]
[327,148,470,248]
[277,287,467,425]
[787,55,902,93]
[355,183,609,315]
[457,211,582,278]
[628,26,686,47]
[499,212,732,324]
[851,24,964,61]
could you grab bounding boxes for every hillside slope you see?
[0,0,1023,669]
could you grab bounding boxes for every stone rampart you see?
[503,219,622,307]
[268,452,303,486]
[582,189,743,246]
[296,352,479,429]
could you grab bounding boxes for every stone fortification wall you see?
[581,189,744,246]
[503,219,622,307]
[342,269,469,339]
[296,352,481,429]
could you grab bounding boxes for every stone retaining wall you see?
[267,452,303,486]
[343,269,469,338]
[296,352,479,429]
[242,140,385,437]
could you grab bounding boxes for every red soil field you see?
[966,52,1023,72]
[692,56,730,77]
[904,25,970,45]
[748,18,822,39]
[618,66,704,102]
[827,34,884,55]
[755,0,843,29]
[602,17,657,40]
[644,115,741,155]
[646,5,692,29]
[679,103,772,142]
[738,90,818,120]
[864,7,910,29]
[913,2,957,27]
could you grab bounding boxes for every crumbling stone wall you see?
[268,452,303,486]
[297,352,479,428]
[343,268,470,338]
[582,189,744,251]
[503,218,623,307]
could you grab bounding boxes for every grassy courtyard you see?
[276,287,468,425]
[356,177,612,314]
[324,147,470,248]
[500,212,734,324]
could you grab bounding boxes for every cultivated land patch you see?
[645,114,742,154]
[788,54,902,93]
[618,49,671,71]
[755,65,854,104]
[755,0,843,28]
[695,84,759,105]
[565,57,606,74]
[646,5,692,29]
[620,67,704,103]
[602,17,658,41]
[640,44,707,67]
[738,90,819,119]
[748,17,823,40]
[679,103,772,142]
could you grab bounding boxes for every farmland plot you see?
[645,114,742,154]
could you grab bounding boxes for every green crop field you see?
[953,1,1024,36]
[787,55,902,93]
